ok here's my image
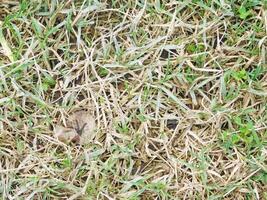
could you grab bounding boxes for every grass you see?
[0,0,267,199]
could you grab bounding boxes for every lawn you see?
[0,0,267,199]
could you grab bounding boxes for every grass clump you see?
[0,0,266,199]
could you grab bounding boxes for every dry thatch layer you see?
[0,1,266,199]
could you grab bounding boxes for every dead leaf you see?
[53,110,96,145]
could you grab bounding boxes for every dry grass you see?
[0,0,267,199]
